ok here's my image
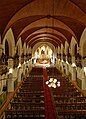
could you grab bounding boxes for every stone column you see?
[61,54,63,61]
[26,61,29,74]
[19,56,21,64]
[29,59,33,71]
[0,44,3,58]
[82,78,86,90]
[7,73,14,92]
[61,61,64,74]
[71,55,77,81]
[82,59,86,90]
[72,66,77,81]
[72,55,76,65]
[8,58,14,69]
[82,58,86,68]
[56,59,61,70]
[18,67,22,82]
[7,58,14,92]
[65,63,69,76]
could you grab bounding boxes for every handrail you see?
[72,80,86,96]
[0,79,24,119]
[0,65,8,75]
[0,77,17,81]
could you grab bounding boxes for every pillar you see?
[71,54,76,81]
[7,58,14,92]
[56,59,60,70]
[61,61,64,74]
[26,61,29,73]
[23,62,26,76]
[28,59,33,72]
[72,55,76,65]
[18,67,22,82]
[19,56,21,64]
[65,63,69,76]
[72,66,77,81]
[82,78,86,90]
[82,59,86,90]
[65,56,69,75]
[8,58,14,69]
[7,73,14,92]
[0,44,3,58]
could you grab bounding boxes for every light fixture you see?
[66,60,69,64]
[61,59,64,63]
[17,63,21,68]
[72,63,76,67]
[26,61,29,63]
[8,68,13,74]
[84,67,86,76]
[58,59,60,61]
[24,61,26,64]
[46,78,60,88]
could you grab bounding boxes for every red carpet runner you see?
[43,67,57,119]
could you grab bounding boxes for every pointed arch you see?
[2,28,15,57]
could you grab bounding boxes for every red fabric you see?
[43,67,56,119]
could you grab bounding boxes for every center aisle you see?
[43,67,57,119]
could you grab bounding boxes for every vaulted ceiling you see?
[0,0,86,47]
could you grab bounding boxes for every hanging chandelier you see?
[46,78,60,88]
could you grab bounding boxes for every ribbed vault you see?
[0,0,86,48]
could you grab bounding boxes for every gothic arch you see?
[65,41,69,55]
[2,28,15,57]
[23,43,27,55]
[80,28,86,57]
[70,36,77,56]
[16,37,22,56]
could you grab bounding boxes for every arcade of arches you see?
[0,0,86,118]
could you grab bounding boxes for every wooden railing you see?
[0,79,24,119]
[0,65,8,75]
[0,92,7,108]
